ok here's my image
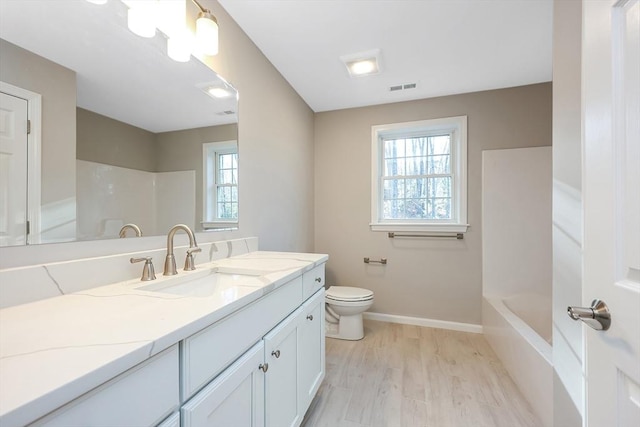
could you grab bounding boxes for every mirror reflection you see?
[0,0,238,247]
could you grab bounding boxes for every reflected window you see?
[203,140,238,228]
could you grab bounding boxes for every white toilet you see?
[325,286,374,340]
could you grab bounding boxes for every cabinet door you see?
[181,342,265,427]
[264,307,303,427]
[298,289,325,412]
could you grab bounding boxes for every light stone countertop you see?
[0,251,328,427]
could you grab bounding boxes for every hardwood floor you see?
[302,320,542,427]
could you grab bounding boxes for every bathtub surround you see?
[314,83,552,327]
[481,146,553,426]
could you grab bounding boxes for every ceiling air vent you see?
[389,83,417,92]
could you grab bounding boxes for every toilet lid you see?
[326,286,374,302]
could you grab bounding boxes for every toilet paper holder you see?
[364,257,387,265]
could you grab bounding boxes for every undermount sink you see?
[136,270,265,297]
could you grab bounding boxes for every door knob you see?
[567,299,611,331]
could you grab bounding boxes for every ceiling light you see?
[125,1,157,38]
[167,30,193,62]
[207,87,232,98]
[193,0,219,56]
[340,49,382,77]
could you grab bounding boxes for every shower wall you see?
[482,146,552,299]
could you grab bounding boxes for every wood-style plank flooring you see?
[302,320,541,427]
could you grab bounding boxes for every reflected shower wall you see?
[76,160,195,240]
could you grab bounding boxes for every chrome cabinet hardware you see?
[130,257,156,281]
[307,314,314,321]
[567,299,611,331]
[364,257,387,265]
[259,363,269,373]
[315,277,322,283]
[271,350,280,358]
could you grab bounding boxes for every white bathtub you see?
[483,294,553,427]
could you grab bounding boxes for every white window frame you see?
[370,116,468,233]
[202,140,238,229]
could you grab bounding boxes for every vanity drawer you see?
[181,276,303,399]
[31,345,179,427]
[302,264,325,301]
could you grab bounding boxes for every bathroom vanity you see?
[0,247,327,427]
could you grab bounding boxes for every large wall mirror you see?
[0,0,238,247]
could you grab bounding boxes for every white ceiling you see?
[217,0,553,112]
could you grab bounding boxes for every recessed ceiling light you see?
[207,87,233,98]
[340,49,382,77]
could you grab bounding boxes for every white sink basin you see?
[136,271,265,297]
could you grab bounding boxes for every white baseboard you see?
[363,312,483,334]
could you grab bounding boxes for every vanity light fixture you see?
[192,0,219,56]
[340,49,382,77]
[121,0,218,62]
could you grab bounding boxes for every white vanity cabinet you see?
[183,265,326,427]
[297,289,325,411]
[30,345,179,427]
[181,342,266,427]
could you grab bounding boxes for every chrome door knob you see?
[567,299,611,331]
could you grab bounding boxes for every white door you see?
[582,0,640,425]
[0,91,28,246]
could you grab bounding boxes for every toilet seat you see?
[325,286,373,302]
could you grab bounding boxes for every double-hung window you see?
[371,116,468,233]
[202,140,238,229]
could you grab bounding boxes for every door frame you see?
[0,81,41,244]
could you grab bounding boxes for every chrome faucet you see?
[164,224,201,275]
[119,223,142,238]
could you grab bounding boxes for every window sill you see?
[201,221,238,230]
[369,223,469,233]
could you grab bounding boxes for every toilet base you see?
[325,313,364,340]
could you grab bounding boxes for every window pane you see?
[405,178,427,198]
[383,199,404,219]
[384,139,405,158]
[406,156,427,175]
[407,138,428,157]
[429,135,450,155]
[405,199,427,218]
[384,159,404,176]
[432,198,451,219]
[427,155,450,174]
[428,177,451,197]
[383,179,404,199]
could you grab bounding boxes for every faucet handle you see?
[130,257,156,281]
[184,247,202,271]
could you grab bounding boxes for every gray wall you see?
[199,0,316,252]
[0,38,76,208]
[314,83,552,325]
[76,107,156,172]
[552,0,583,424]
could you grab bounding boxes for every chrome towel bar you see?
[388,232,464,240]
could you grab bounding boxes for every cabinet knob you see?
[259,363,269,373]
[271,350,281,358]
[307,314,314,321]
[315,277,322,283]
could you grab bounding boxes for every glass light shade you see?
[348,59,378,76]
[196,12,219,56]
[127,7,156,38]
[167,31,193,62]
[207,87,232,98]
